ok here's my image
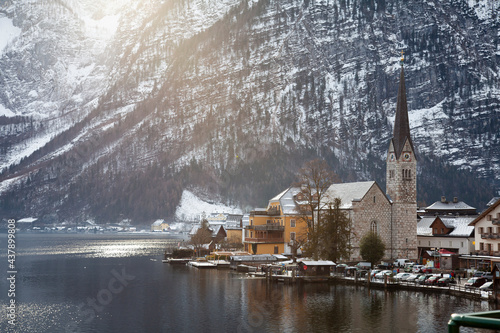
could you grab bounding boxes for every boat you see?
[188,261,217,269]
[236,264,257,273]
[208,260,231,269]
[166,258,191,265]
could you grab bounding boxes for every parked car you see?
[421,267,433,273]
[374,270,393,280]
[473,271,485,277]
[437,277,456,287]
[482,272,493,281]
[479,281,494,291]
[394,272,411,281]
[406,274,422,283]
[424,275,441,285]
[464,277,487,288]
[412,265,425,273]
[417,274,433,285]
[370,270,381,278]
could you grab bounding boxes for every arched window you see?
[370,221,378,234]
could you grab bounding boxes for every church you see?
[322,59,418,262]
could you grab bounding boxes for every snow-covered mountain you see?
[0,0,498,223]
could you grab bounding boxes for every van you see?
[356,262,372,270]
[394,259,411,267]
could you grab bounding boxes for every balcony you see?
[246,223,284,231]
[492,219,500,225]
[244,237,284,244]
[480,233,500,239]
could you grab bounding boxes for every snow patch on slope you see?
[0,15,21,55]
[175,189,242,221]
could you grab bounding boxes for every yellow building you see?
[244,187,309,255]
[151,219,169,232]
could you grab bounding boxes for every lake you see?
[0,233,494,332]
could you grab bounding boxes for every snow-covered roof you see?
[323,181,378,209]
[301,260,336,266]
[417,216,475,237]
[266,187,302,215]
[151,219,166,226]
[425,200,476,212]
[487,197,500,207]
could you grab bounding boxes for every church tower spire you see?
[386,53,417,260]
[392,64,415,160]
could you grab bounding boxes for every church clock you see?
[402,152,412,162]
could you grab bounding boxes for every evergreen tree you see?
[319,198,352,262]
[359,231,386,268]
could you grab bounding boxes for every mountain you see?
[0,0,498,224]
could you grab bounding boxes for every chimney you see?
[453,197,458,203]
[441,196,446,203]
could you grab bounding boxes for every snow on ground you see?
[0,15,21,55]
[175,189,242,221]
[0,103,15,117]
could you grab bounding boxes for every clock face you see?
[389,153,395,162]
[402,152,412,162]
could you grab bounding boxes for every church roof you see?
[323,181,380,209]
[392,65,415,159]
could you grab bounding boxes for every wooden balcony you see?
[246,223,284,231]
[244,237,284,244]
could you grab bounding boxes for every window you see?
[418,240,421,245]
[487,244,492,252]
[290,219,296,228]
[274,246,279,254]
[480,243,484,250]
[290,232,296,241]
[488,227,493,234]
[250,219,253,226]
[441,228,444,234]
[487,215,492,221]
[389,170,395,179]
[498,243,500,252]
[461,242,464,248]
[449,241,452,247]
[373,196,376,203]
[428,241,430,246]
[479,227,484,234]
[370,221,378,234]
[433,228,437,234]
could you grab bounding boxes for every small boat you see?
[167,258,191,265]
[237,264,257,273]
[188,261,217,269]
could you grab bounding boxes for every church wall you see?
[349,184,392,261]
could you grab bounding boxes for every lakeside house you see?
[151,219,169,232]
[244,187,309,255]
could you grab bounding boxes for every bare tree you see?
[295,159,340,259]
[190,219,212,257]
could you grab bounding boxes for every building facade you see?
[244,187,309,255]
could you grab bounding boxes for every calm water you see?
[0,233,494,332]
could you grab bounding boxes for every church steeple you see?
[391,61,415,159]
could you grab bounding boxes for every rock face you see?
[0,0,498,222]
